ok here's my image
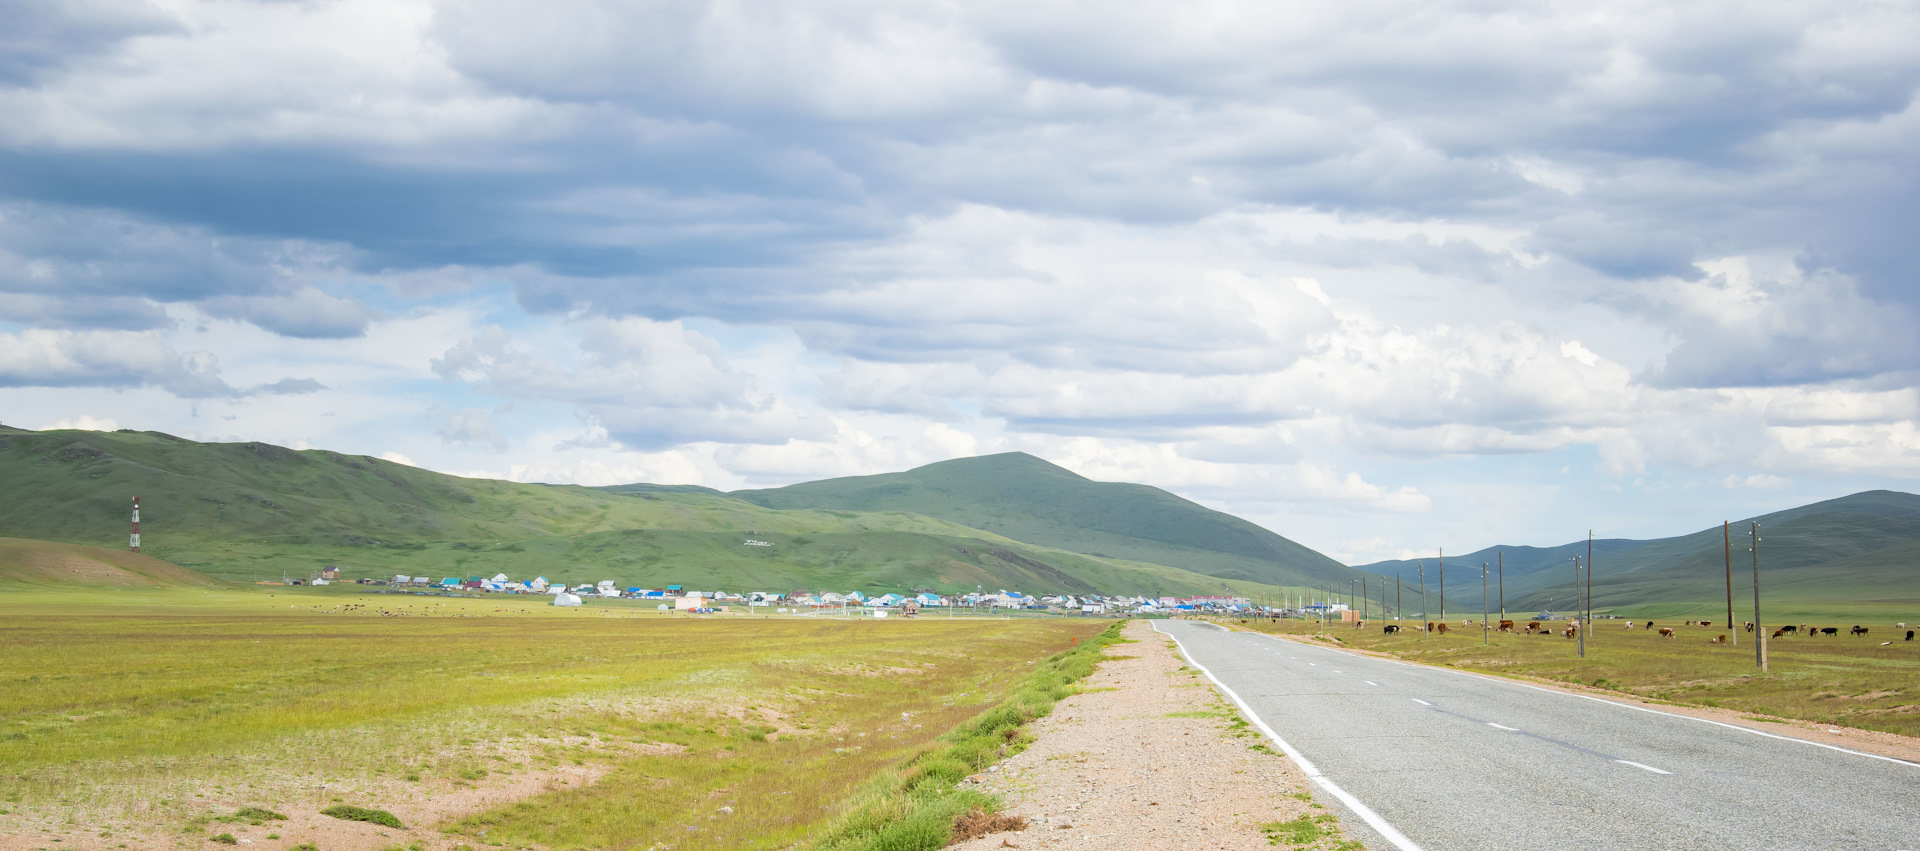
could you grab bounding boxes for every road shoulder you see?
[949,619,1364,850]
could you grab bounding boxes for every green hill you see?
[1353,490,1920,615]
[0,426,1281,598]
[720,452,1360,588]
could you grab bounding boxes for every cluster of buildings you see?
[366,574,1251,615]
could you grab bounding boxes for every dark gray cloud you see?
[0,0,179,85]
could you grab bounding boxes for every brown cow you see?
[1713,634,1728,644]
[1436,622,1450,635]
[1658,627,1676,638]
[1498,620,1516,633]
[1772,628,1785,638]
[1526,621,1542,634]
[1701,621,1713,628]
[1563,625,1578,638]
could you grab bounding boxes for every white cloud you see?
[40,414,119,431]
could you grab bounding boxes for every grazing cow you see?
[1356,620,1367,629]
[1772,629,1784,638]
[1498,620,1516,633]
[1383,624,1401,634]
[1646,621,1655,630]
[1779,624,1797,635]
[1526,621,1542,634]
[1658,627,1676,638]
[1563,625,1578,638]
[1820,627,1839,636]
[1713,635,1728,644]
[1852,626,1869,636]
[1436,622,1450,635]
[1701,621,1713,628]
[1624,621,1635,630]
[1906,630,1914,641]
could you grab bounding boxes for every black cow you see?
[1383,624,1401,634]
[1906,630,1914,642]
[1851,626,1869,636]
[1820,627,1839,636]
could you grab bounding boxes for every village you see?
[303,568,1258,616]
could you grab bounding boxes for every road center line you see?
[1488,722,1517,731]
[1365,681,1381,687]
[1615,760,1673,775]
[1412,698,1433,706]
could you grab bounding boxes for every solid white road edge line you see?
[1615,760,1673,775]
[1366,681,1381,687]
[1412,698,1433,706]
[1488,723,1517,731]
[1246,631,1919,768]
[1152,621,1424,851]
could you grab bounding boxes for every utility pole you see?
[1481,561,1490,645]
[1497,551,1505,624]
[129,496,141,552]
[1438,548,1446,620]
[1724,521,1736,647]
[1362,576,1368,622]
[1587,530,1595,651]
[1417,560,1429,639]
[1751,522,1767,672]
[1396,574,1402,623]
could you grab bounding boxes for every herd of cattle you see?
[1375,618,1917,643]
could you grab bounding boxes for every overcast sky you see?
[4,0,1918,564]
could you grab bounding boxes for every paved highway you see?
[1155,620,1920,851]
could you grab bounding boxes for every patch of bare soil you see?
[0,734,669,851]
[947,620,1358,850]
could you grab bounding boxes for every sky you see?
[3,0,1918,564]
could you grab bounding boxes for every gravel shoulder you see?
[950,619,1362,851]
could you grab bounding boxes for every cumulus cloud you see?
[432,318,822,450]
[436,407,508,451]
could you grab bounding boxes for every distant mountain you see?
[1353,490,1920,614]
[0,426,1281,597]
[722,452,1360,588]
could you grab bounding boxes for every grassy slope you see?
[1354,490,1920,614]
[0,537,221,588]
[723,452,1360,588]
[0,427,1277,597]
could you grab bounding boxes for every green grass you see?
[321,805,402,828]
[0,585,1105,848]
[1236,617,1920,737]
[810,621,1128,851]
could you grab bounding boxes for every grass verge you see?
[810,621,1129,851]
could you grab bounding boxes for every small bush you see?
[210,833,238,845]
[320,804,404,829]
[216,806,287,825]
[290,844,320,851]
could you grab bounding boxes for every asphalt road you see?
[1155,620,1920,851]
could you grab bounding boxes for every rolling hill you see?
[0,426,1284,597]
[0,537,221,588]
[712,452,1360,588]
[1353,490,1920,615]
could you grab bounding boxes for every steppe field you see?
[1235,613,1920,737]
[0,585,1108,851]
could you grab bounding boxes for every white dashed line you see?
[1412,699,1433,706]
[1615,760,1673,775]
[1365,681,1381,687]
[1488,723,1518,731]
